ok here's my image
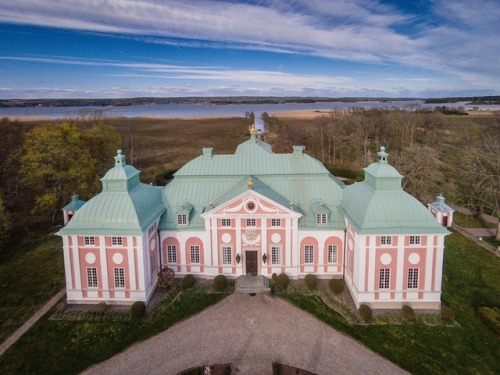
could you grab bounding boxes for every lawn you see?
[0,288,226,375]
[282,231,500,375]
[0,235,64,343]
[453,212,497,229]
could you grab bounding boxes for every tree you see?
[0,194,11,251]
[20,123,98,224]
[81,123,121,176]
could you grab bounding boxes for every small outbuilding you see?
[428,194,454,227]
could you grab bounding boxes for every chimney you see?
[202,147,213,158]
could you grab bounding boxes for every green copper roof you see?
[341,147,448,235]
[58,150,165,235]
[159,136,346,230]
[62,194,86,211]
[429,194,454,213]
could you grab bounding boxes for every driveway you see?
[82,294,407,375]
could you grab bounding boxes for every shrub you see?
[359,304,372,322]
[157,267,176,291]
[402,305,415,321]
[304,274,318,290]
[213,275,228,291]
[441,305,454,322]
[477,307,500,335]
[329,279,344,295]
[276,273,289,290]
[95,301,108,313]
[130,301,146,320]
[181,274,196,290]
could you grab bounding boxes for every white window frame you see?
[221,218,231,227]
[177,214,187,225]
[190,245,200,264]
[114,267,125,288]
[380,236,392,245]
[304,245,314,264]
[111,236,122,246]
[84,236,95,246]
[271,218,281,227]
[379,268,390,289]
[150,252,157,274]
[409,236,421,245]
[167,245,177,263]
[86,267,98,288]
[222,246,232,265]
[328,245,338,263]
[408,268,419,289]
[316,213,327,224]
[271,246,281,265]
[246,218,256,227]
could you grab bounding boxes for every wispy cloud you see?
[0,0,498,97]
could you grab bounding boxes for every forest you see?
[0,107,498,254]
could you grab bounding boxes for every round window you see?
[247,201,255,211]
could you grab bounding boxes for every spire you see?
[377,146,388,164]
[247,176,254,189]
[114,149,126,167]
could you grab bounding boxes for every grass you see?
[0,288,227,375]
[281,231,500,375]
[453,212,497,229]
[0,235,64,343]
[112,117,250,183]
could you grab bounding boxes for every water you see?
[1,100,498,120]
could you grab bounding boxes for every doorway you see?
[245,251,258,276]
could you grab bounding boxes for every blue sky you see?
[0,0,498,99]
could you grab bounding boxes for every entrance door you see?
[442,215,448,227]
[246,251,258,276]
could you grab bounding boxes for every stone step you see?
[235,275,269,294]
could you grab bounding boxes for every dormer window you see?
[311,200,329,225]
[177,214,187,225]
[316,213,327,224]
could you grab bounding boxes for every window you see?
[222,246,232,265]
[167,245,177,263]
[84,236,95,246]
[114,268,125,288]
[271,218,281,227]
[409,236,421,245]
[221,219,231,227]
[246,218,256,227]
[177,214,187,225]
[408,268,419,289]
[111,236,122,246]
[304,245,314,264]
[190,245,200,264]
[380,236,391,245]
[150,252,157,274]
[271,246,280,265]
[379,268,390,289]
[316,213,327,224]
[87,267,98,288]
[328,245,338,263]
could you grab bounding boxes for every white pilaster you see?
[425,236,434,291]
[395,235,404,299]
[72,236,82,290]
[99,235,109,299]
[127,236,136,290]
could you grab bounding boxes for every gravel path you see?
[82,293,408,375]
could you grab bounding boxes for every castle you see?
[58,127,448,309]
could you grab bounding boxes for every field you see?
[111,116,250,183]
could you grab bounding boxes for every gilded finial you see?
[249,123,257,137]
[248,177,254,189]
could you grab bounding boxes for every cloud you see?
[0,0,498,94]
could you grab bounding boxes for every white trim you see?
[127,237,136,291]
[99,235,109,299]
[425,236,434,291]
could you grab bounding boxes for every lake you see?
[1,100,498,125]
